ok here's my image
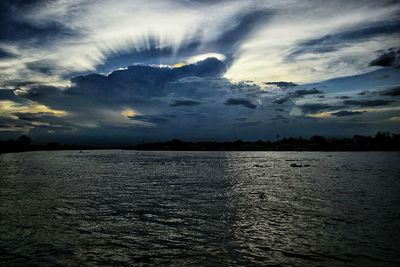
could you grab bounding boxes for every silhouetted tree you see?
[46,142,61,150]
[17,135,32,148]
[310,135,327,144]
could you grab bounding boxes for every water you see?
[0,150,399,266]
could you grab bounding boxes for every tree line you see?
[1,132,399,153]
[0,135,94,154]
[133,132,400,151]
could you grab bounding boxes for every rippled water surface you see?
[1,150,400,266]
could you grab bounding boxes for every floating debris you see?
[290,163,303,167]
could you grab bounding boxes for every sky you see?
[0,0,399,144]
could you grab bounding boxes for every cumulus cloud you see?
[0,58,299,142]
[2,59,398,142]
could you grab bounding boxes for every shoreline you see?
[2,148,400,154]
[2,133,399,154]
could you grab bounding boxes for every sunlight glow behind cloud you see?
[1,0,399,87]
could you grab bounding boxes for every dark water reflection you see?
[1,151,400,266]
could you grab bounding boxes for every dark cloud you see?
[331,110,365,117]
[369,48,400,67]
[274,88,323,104]
[14,113,43,121]
[358,90,369,95]
[273,98,289,104]
[265,81,298,89]
[15,59,229,123]
[0,1,77,45]
[380,86,400,96]
[129,115,171,124]
[0,48,15,59]
[68,57,227,100]
[288,21,400,59]
[343,99,394,107]
[7,57,286,143]
[170,99,202,107]
[355,86,400,97]
[176,57,227,77]
[294,88,323,97]
[213,10,271,53]
[336,95,351,99]
[25,60,61,75]
[297,103,335,114]
[14,113,68,130]
[0,89,22,102]
[224,98,257,109]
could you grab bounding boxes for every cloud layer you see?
[0,56,398,143]
[0,0,400,143]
